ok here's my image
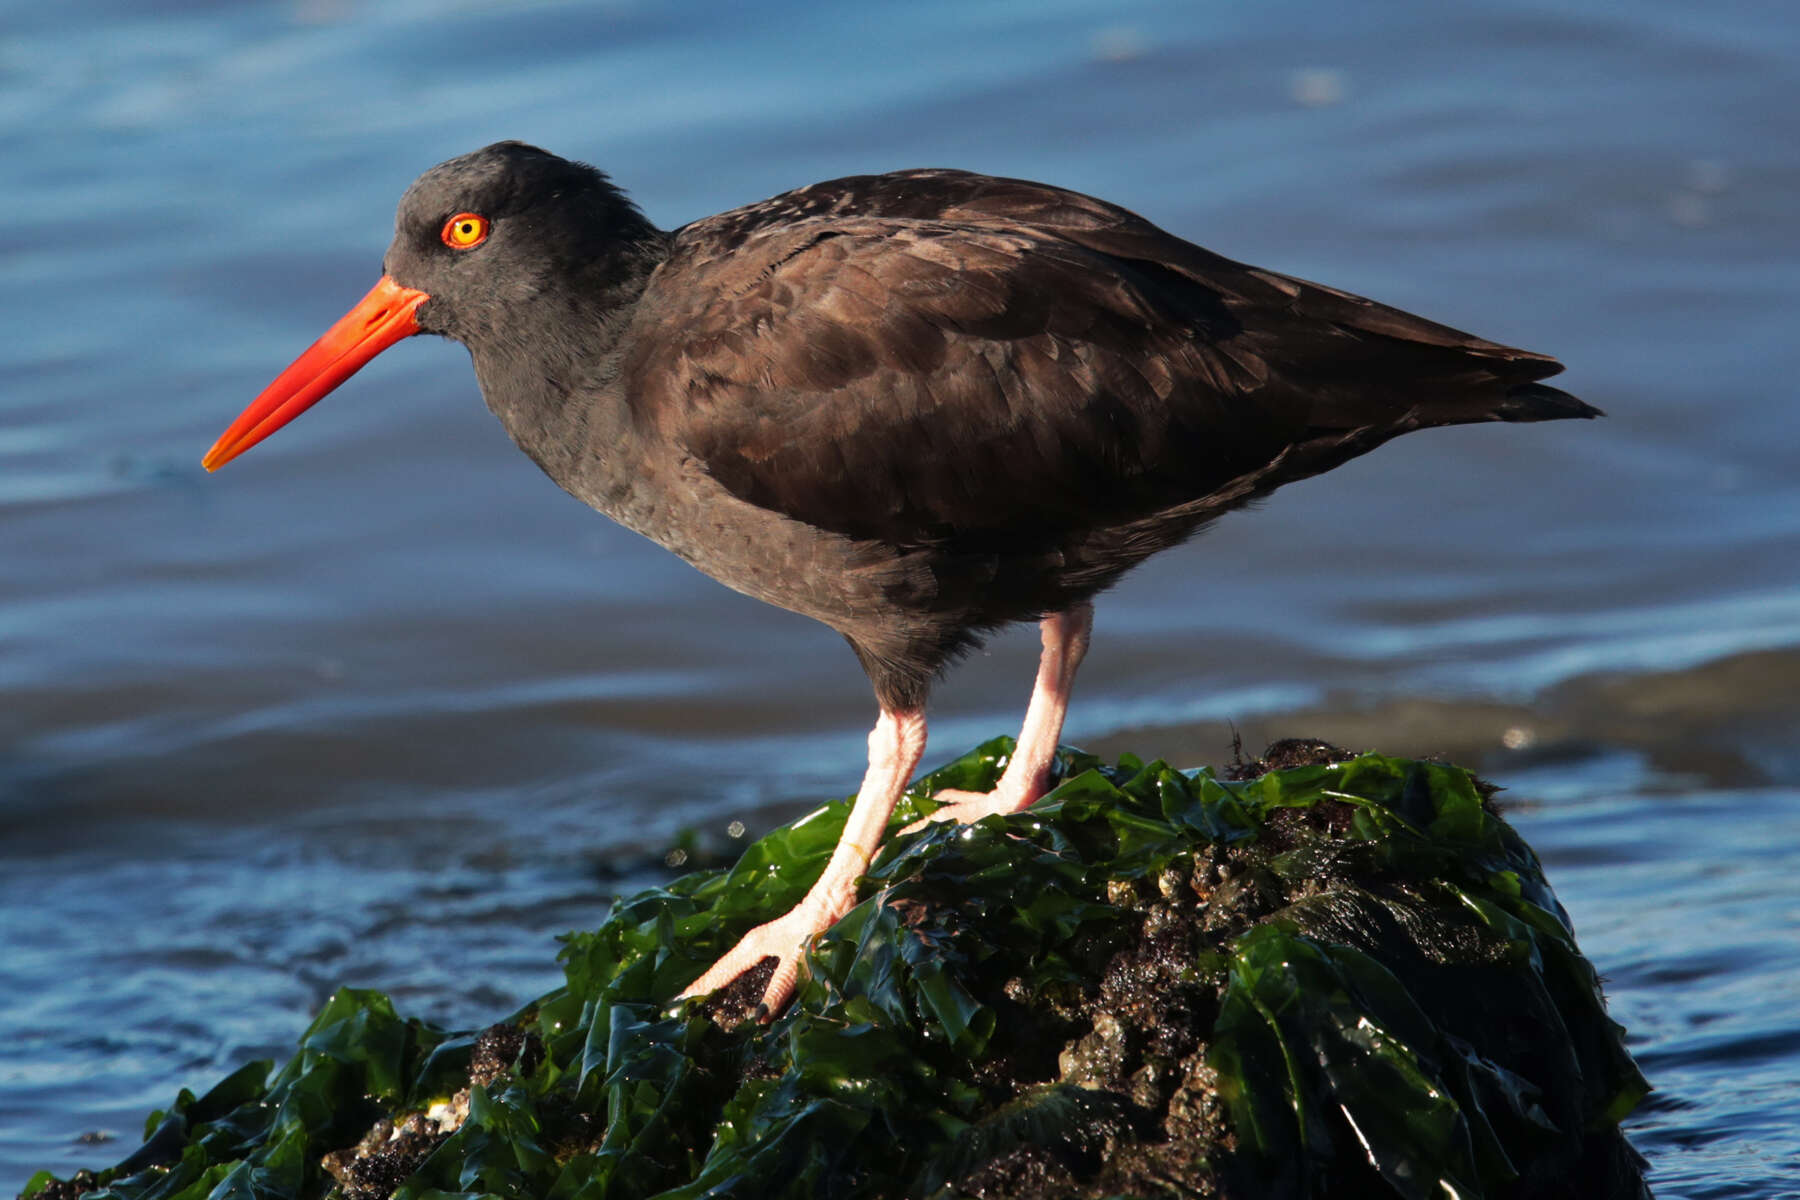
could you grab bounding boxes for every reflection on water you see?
[3,0,1798,1195]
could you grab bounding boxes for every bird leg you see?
[679,706,927,1018]
[912,602,1093,828]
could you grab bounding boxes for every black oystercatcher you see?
[205,142,1598,1016]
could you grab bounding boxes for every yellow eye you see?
[440,212,490,249]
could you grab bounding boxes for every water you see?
[3,1,1798,1194]
[1509,768,1800,1197]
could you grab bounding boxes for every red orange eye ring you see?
[441,212,490,249]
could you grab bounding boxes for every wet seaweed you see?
[21,741,1650,1200]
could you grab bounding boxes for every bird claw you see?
[677,905,829,1021]
[900,785,1037,834]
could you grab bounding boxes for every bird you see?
[204,141,1599,1018]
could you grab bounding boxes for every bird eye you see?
[440,212,490,249]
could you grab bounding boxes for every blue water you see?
[4,1,1798,1195]
[1507,761,1800,1197]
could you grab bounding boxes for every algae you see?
[22,740,1650,1200]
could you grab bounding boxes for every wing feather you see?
[617,170,1571,547]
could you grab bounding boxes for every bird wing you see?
[620,170,1568,547]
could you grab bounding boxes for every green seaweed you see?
[24,743,1649,1200]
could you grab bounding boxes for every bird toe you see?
[677,906,826,1021]
[901,785,1038,834]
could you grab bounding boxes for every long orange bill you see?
[203,275,430,471]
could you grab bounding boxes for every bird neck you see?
[470,234,671,514]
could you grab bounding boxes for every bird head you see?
[203,142,650,470]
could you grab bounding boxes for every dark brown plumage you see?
[206,142,1598,1016]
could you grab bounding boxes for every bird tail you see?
[1489,381,1604,422]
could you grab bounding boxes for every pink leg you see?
[910,602,1093,829]
[679,707,927,1017]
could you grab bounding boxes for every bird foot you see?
[902,784,1039,833]
[678,899,840,1021]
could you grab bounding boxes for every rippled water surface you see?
[4,2,1798,1195]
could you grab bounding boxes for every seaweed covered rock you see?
[22,742,1650,1200]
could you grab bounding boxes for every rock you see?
[21,740,1650,1200]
